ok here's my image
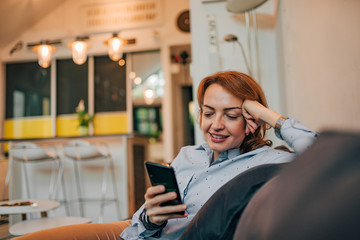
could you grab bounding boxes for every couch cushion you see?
[179,163,285,240]
[233,130,360,240]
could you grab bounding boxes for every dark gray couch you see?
[180,131,360,240]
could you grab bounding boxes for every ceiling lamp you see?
[106,33,124,61]
[226,0,267,13]
[144,89,155,105]
[71,37,89,65]
[32,41,56,68]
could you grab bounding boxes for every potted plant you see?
[75,99,93,136]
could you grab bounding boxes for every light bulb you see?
[72,40,88,65]
[129,72,136,79]
[144,89,155,105]
[118,59,125,66]
[34,44,54,68]
[107,34,123,61]
[134,77,142,85]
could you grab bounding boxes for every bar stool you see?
[63,140,121,223]
[8,142,69,216]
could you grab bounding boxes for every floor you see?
[0,159,12,239]
[0,216,12,240]
[0,158,9,201]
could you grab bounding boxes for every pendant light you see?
[27,36,136,67]
[71,37,89,65]
[32,41,56,68]
[144,89,155,105]
[106,33,123,61]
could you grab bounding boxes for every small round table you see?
[0,199,92,236]
[0,199,59,220]
[9,216,92,236]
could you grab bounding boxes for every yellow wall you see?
[56,112,128,136]
[93,112,128,135]
[5,112,129,139]
[4,117,52,139]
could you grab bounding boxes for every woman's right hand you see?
[144,185,187,225]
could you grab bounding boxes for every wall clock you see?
[176,10,190,33]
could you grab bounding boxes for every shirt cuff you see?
[139,208,167,232]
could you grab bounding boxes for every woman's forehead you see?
[203,84,243,106]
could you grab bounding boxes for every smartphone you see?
[145,161,184,213]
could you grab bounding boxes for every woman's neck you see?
[212,152,220,163]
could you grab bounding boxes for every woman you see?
[120,71,317,239]
[15,71,317,240]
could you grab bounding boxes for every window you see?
[6,62,51,118]
[131,51,164,102]
[4,52,142,138]
[133,106,162,138]
[56,59,88,115]
[130,50,163,139]
[94,55,127,113]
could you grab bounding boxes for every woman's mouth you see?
[210,133,228,143]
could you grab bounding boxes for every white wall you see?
[190,0,281,145]
[190,0,360,147]
[278,0,360,132]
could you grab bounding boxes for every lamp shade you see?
[107,34,123,61]
[226,0,268,13]
[72,40,88,65]
[33,44,55,68]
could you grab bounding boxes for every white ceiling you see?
[0,0,162,90]
[0,0,65,48]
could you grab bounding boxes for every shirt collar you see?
[196,143,241,161]
[196,143,271,161]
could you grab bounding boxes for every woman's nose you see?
[212,115,224,130]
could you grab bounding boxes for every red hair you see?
[197,71,272,153]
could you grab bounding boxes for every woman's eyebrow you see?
[203,105,214,110]
[203,105,242,111]
[224,107,242,111]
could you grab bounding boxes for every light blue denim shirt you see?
[121,117,318,239]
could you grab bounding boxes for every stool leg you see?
[99,157,109,223]
[48,160,57,200]
[2,154,13,200]
[57,158,70,216]
[73,161,84,217]
[22,163,31,199]
[109,157,121,220]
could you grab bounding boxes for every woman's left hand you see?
[242,100,281,135]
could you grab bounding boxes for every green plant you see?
[75,99,93,127]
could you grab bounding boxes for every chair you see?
[7,142,69,217]
[63,140,121,223]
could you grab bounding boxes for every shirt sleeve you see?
[280,117,318,154]
[120,205,163,239]
[120,149,189,239]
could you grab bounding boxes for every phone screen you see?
[145,161,184,209]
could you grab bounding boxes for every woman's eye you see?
[203,113,213,118]
[226,115,237,120]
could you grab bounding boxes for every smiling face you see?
[201,83,246,161]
